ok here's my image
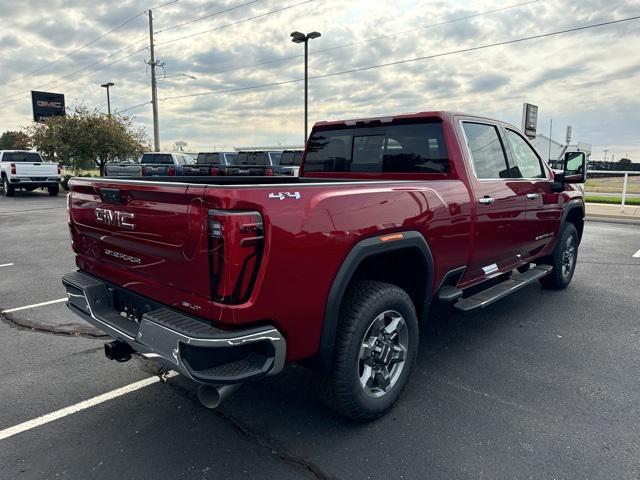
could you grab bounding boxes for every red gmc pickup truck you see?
[62,111,586,421]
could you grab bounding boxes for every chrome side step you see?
[454,265,552,312]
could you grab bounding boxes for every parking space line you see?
[0,372,178,441]
[633,249,640,258]
[0,263,14,268]
[1,298,67,314]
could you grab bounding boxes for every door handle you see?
[478,196,495,205]
[526,193,539,200]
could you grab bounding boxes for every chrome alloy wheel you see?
[561,235,576,279]
[358,310,409,398]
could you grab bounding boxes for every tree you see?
[0,130,31,150]
[618,158,632,167]
[28,105,149,175]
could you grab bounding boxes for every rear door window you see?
[304,121,449,173]
[462,122,510,179]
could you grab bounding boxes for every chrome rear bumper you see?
[62,270,286,384]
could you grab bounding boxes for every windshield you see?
[2,152,43,162]
[304,120,449,174]
[141,153,173,165]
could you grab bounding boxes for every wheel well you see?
[565,207,584,242]
[347,248,428,319]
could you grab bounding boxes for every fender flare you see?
[317,231,434,369]
[559,200,585,242]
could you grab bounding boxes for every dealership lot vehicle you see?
[225,150,283,175]
[105,152,195,177]
[278,149,304,176]
[182,151,238,176]
[0,150,60,196]
[61,111,586,421]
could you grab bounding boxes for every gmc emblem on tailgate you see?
[95,208,135,230]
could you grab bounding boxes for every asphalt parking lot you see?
[1,191,639,480]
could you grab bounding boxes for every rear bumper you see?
[61,270,286,384]
[10,176,59,185]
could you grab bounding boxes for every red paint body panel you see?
[67,111,584,363]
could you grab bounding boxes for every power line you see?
[0,12,146,88]
[117,101,152,114]
[155,0,264,34]
[155,0,313,46]
[156,14,640,102]
[205,0,540,77]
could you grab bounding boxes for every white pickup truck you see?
[0,150,60,196]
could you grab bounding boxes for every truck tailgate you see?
[68,179,211,309]
[15,162,57,177]
[105,164,142,177]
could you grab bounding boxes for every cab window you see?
[462,122,510,179]
[505,129,545,179]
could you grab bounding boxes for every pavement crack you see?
[166,380,340,480]
[0,311,108,339]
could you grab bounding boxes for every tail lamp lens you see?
[207,209,264,303]
[210,167,220,176]
[264,168,273,176]
[167,167,175,176]
[57,164,61,175]
[10,163,16,175]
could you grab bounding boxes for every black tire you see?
[2,176,15,197]
[315,280,419,421]
[47,184,59,196]
[539,223,579,289]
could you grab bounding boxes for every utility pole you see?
[148,9,160,152]
[100,82,114,116]
[548,119,553,162]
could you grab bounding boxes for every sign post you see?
[521,103,538,139]
[31,91,65,122]
[565,125,572,144]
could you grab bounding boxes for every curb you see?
[586,214,640,225]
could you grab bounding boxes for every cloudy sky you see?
[0,0,639,161]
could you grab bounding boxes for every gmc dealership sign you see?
[31,91,65,122]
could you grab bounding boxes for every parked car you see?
[0,150,60,196]
[105,152,195,177]
[225,150,282,176]
[62,111,586,421]
[277,149,304,176]
[182,152,238,176]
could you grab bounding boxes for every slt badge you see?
[268,192,301,200]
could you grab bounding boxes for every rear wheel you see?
[48,184,59,196]
[315,280,419,421]
[2,176,15,197]
[539,223,578,289]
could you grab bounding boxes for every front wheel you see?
[539,223,579,289]
[315,280,419,421]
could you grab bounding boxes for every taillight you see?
[142,166,148,176]
[210,167,220,176]
[208,209,264,304]
[264,167,273,176]
[167,167,175,176]
[10,163,16,175]
[57,164,61,175]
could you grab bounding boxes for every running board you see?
[454,265,552,312]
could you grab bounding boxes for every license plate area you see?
[110,287,159,329]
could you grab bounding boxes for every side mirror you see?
[563,151,586,183]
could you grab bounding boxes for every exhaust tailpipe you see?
[197,384,242,409]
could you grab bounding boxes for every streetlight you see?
[100,82,114,116]
[290,30,321,144]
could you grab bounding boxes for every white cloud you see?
[0,0,639,160]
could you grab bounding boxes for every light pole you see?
[100,82,114,116]
[290,31,321,144]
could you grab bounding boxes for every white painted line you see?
[0,372,177,441]
[0,263,14,268]
[1,297,67,314]
[633,249,640,258]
